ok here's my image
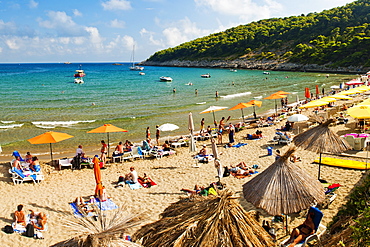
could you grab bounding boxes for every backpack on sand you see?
[23,223,34,238]
[3,225,13,234]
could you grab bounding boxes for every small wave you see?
[196,102,206,105]
[32,120,95,128]
[220,92,251,99]
[0,124,23,129]
[254,96,262,99]
[291,92,298,94]
[1,121,15,124]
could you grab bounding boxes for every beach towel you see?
[128,182,143,190]
[69,202,95,217]
[138,178,157,188]
[94,198,118,211]
[225,143,248,148]
[231,170,258,179]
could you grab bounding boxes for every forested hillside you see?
[146,0,370,68]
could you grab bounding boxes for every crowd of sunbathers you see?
[181,183,219,196]
[227,162,258,177]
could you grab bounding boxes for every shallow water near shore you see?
[0,62,354,157]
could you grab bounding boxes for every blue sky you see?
[0,0,354,63]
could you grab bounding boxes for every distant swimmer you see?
[92,103,95,105]
[215,91,219,98]
[232,81,235,86]
[173,88,176,93]
[195,89,198,95]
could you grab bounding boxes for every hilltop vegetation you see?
[146,0,370,69]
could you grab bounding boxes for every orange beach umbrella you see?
[87,124,128,156]
[28,131,74,161]
[264,93,287,115]
[274,91,291,95]
[229,103,252,122]
[246,100,262,119]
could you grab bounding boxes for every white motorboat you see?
[139,72,145,75]
[74,78,84,84]
[263,71,270,75]
[160,76,173,82]
[230,69,237,72]
[201,73,211,78]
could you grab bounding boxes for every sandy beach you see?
[0,102,369,246]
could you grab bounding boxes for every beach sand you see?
[0,108,368,246]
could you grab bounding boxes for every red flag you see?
[316,85,319,95]
[305,88,311,99]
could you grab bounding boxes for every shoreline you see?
[141,59,369,74]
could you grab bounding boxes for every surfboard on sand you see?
[314,157,370,170]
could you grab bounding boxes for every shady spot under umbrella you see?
[28,131,74,162]
[243,148,325,232]
[246,99,262,119]
[287,114,309,134]
[87,124,128,157]
[293,119,351,181]
[264,93,287,115]
[228,102,251,122]
[200,105,228,127]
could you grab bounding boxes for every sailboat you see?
[129,45,144,71]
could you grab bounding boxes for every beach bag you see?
[23,223,34,237]
[118,176,124,183]
[223,167,230,177]
[3,225,13,234]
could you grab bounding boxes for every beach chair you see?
[9,168,37,184]
[131,146,143,159]
[58,158,73,170]
[278,135,292,145]
[344,135,355,149]
[120,152,134,162]
[280,207,326,247]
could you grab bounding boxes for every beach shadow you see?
[259,154,272,158]
[152,166,179,170]
[0,216,13,225]
[29,203,70,215]
[148,192,184,196]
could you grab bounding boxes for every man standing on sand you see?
[156,125,160,146]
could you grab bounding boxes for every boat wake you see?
[254,96,263,99]
[196,102,206,105]
[220,92,251,99]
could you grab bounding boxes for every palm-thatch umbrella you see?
[243,148,325,216]
[293,119,351,181]
[133,189,274,247]
[51,208,143,247]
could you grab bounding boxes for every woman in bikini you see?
[285,211,315,247]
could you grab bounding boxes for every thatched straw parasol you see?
[243,148,325,216]
[293,119,351,180]
[51,207,143,247]
[133,189,274,247]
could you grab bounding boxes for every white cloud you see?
[29,0,38,9]
[102,0,132,11]
[5,39,20,50]
[85,27,104,50]
[195,0,283,23]
[161,17,212,47]
[38,11,88,37]
[110,19,126,28]
[73,9,82,17]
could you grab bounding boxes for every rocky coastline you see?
[141,59,369,74]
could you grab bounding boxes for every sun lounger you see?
[9,168,44,184]
[58,158,73,170]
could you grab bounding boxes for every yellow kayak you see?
[314,157,370,170]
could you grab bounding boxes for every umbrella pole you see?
[318,152,322,180]
[253,105,257,119]
[50,143,53,163]
[213,111,217,127]
[275,99,277,115]
[241,108,245,122]
[107,133,110,158]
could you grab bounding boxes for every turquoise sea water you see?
[0,63,354,156]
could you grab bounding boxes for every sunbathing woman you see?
[14,204,26,227]
[31,212,47,231]
[285,211,315,247]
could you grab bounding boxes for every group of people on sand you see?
[227,162,257,176]
[14,204,47,231]
[12,152,41,173]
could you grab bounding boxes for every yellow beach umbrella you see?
[347,105,370,119]
[319,97,337,103]
[264,93,286,114]
[358,99,370,106]
[328,95,353,100]
[246,100,263,119]
[299,100,329,109]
